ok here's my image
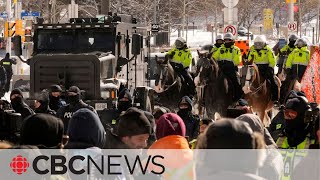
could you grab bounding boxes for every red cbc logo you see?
[10,155,30,175]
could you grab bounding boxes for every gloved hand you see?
[176,63,184,70]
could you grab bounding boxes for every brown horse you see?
[241,64,281,126]
[154,57,194,111]
[195,51,234,119]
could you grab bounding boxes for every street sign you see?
[21,11,40,18]
[151,24,160,33]
[288,22,297,31]
[223,8,238,24]
[224,25,237,36]
[263,9,273,30]
[222,0,239,8]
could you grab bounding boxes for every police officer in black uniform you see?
[1,53,16,92]
[56,86,96,134]
[99,88,133,131]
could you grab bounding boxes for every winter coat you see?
[56,100,95,134]
[148,135,194,180]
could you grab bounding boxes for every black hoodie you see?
[10,88,34,120]
[177,96,200,140]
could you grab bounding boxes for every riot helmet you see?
[254,35,267,50]
[175,37,187,49]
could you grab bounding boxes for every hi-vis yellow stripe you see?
[2,62,10,65]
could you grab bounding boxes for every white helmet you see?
[254,35,267,50]
[224,32,234,40]
[216,34,224,41]
[295,38,307,48]
[175,37,187,49]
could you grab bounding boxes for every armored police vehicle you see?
[14,15,153,111]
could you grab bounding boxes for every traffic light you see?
[4,21,15,38]
[15,20,24,36]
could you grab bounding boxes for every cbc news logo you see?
[10,155,30,175]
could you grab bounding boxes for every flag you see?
[301,47,320,103]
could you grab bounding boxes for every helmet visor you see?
[254,42,265,50]
[175,40,184,49]
[295,40,305,48]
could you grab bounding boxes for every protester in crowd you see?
[189,118,215,149]
[236,114,283,180]
[20,113,64,149]
[56,86,95,134]
[104,107,151,149]
[153,106,170,122]
[177,96,200,140]
[148,113,193,180]
[99,88,132,130]
[10,88,34,120]
[65,108,106,149]
[48,84,66,112]
[196,119,267,180]
[34,91,56,115]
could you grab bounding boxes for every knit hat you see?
[20,114,64,148]
[156,113,186,139]
[236,114,276,147]
[68,86,81,95]
[116,107,151,137]
[10,88,23,98]
[205,119,255,149]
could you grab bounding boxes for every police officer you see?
[99,88,133,130]
[248,35,279,105]
[279,34,298,56]
[56,86,96,134]
[212,32,243,101]
[285,38,310,82]
[166,37,195,97]
[48,84,66,112]
[276,94,315,149]
[275,93,316,180]
[0,53,16,92]
[208,34,224,58]
[10,88,34,120]
[34,91,56,115]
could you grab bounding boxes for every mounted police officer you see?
[279,34,298,56]
[208,34,224,58]
[285,38,310,82]
[0,53,16,92]
[165,37,195,97]
[212,32,243,101]
[248,35,279,105]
